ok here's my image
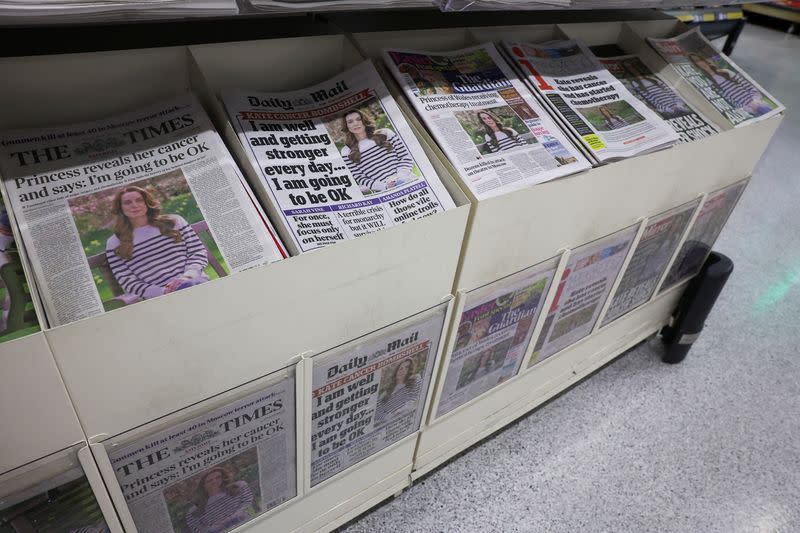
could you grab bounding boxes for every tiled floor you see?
[340,23,800,533]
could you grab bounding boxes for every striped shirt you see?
[712,71,760,110]
[484,130,525,153]
[341,130,413,192]
[632,79,686,116]
[374,375,421,426]
[106,215,208,300]
[185,481,254,532]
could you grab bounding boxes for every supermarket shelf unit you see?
[0,10,782,533]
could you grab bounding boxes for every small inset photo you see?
[68,169,229,311]
[323,97,421,197]
[163,448,261,533]
[454,105,537,156]
[576,100,645,131]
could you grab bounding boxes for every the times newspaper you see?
[435,258,558,417]
[601,199,700,327]
[648,28,784,128]
[530,225,637,365]
[108,373,296,533]
[659,179,748,293]
[223,60,456,255]
[1,468,109,532]
[0,94,286,328]
[382,43,590,200]
[503,39,678,163]
[599,54,719,143]
[310,304,447,486]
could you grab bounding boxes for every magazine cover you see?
[107,372,296,533]
[659,179,748,293]
[310,304,447,486]
[0,94,286,327]
[530,225,637,365]
[601,199,700,327]
[435,258,558,418]
[0,196,40,342]
[0,469,108,532]
[383,43,590,200]
[599,54,719,143]
[648,28,784,127]
[504,39,678,163]
[223,60,456,254]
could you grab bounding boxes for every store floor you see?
[339,23,800,533]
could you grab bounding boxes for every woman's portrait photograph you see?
[323,98,421,196]
[620,57,691,119]
[163,449,260,533]
[68,170,228,311]
[454,105,537,156]
[455,339,510,390]
[576,100,645,132]
[373,351,428,427]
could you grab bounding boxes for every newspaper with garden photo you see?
[503,39,678,163]
[648,28,784,128]
[0,94,286,328]
[222,59,456,255]
[107,371,296,533]
[310,304,447,486]
[383,43,590,200]
[598,54,719,143]
[434,257,558,418]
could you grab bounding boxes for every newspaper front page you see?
[601,199,700,327]
[503,40,678,162]
[0,94,286,328]
[530,226,637,365]
[1,468,109,532]
[599,54,719,144]
[659,180,747,293]
[108,373,296,533]
[648,28,784,128]
[435,258,558,417]
[223,60,456,254]
[383,43,590,200]
[310,304,447,486]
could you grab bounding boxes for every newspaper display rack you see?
[348,18,782,478]
[0,13,783,533]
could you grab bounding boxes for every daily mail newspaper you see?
[108,373,296,533]
[435,258,558,418]
[648,28,784,128]
[383,43,590,200]
[530,225,637,365]
[503,39,678,163]
[223,60,455,255]
[310,304,447,486]
[1,468,109,532]
[599,54,719,144]
[0,94,286,328]
[659,179,747,293]
[601,199,700,327]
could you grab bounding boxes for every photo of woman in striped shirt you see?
[687,52,775,117]
[622,58,690,118]
[339,108,416,195]
[478,110,526,154]
[374,357,423,426]
[184,468,255,533]
[105,185,209,301]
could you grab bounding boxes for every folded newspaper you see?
[503,39,679,163]
[108,371,296,533]
[0,94,287,327]
[648,28,784,128]
[310,304,447,486]
[222,60,456,255]
[383,43,590,200]
[598,54,719,144]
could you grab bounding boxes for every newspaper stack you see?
[0,94,286,328]
[383,43,590,201]
[648,28,784,128]
[247,0,431,12]
[223,59,456,255]
[598,54,719,144]
[0,0,236,23]
[503,39,679,164]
